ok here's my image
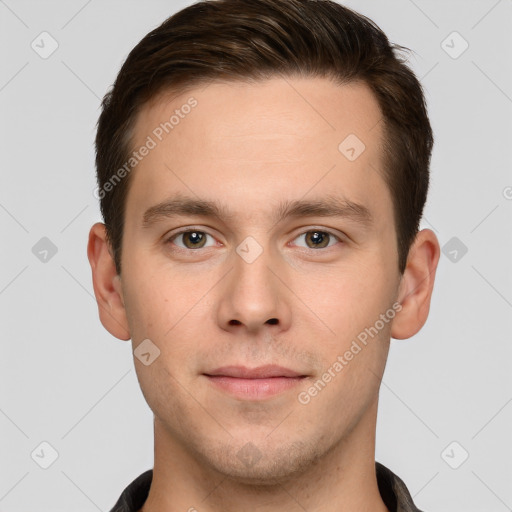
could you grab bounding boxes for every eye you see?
[167,230,217,250]
[165,228,342,252]
[292,230,341,250]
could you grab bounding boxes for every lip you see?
[203,365,307,400]
[205,365,305,379]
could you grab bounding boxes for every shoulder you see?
[109,469,153,512]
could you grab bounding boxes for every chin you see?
[199,437,319,486]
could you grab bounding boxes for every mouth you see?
[203,365,308,400]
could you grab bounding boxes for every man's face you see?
[118,77,401,481]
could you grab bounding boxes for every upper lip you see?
[204,365,305,379]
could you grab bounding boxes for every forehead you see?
[125,76,392,227]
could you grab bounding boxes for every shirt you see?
[109,462,424,512]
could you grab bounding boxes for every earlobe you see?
[87,222,131,341]
[391,228,440,340]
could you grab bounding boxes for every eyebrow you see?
[142,193,373,229]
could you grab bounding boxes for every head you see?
[88,0,439,484]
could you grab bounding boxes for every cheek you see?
[123,271,200,408]
[297,258,396,345]
[296,266,394,421]
[122,275,168,340]
[122,262,211,366]
[121,246,187,329]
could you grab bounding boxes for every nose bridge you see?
[233,239,278,314]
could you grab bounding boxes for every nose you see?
[216,244,292,334]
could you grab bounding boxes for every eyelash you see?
[165,227,343,252]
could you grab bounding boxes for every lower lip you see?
[205,375,305,399]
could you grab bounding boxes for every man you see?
[87,0,440,510]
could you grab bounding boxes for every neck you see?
[140,399,389,512]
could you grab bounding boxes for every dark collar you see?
[110,462,423,512]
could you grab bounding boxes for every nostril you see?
[266,318,278,325]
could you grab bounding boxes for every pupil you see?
[309,231,328,248]
[187,232,204,246]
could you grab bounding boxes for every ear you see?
[87,222,131,341]
[391,228,440,340]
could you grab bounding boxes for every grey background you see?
[1,0,511,510]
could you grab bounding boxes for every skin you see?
[88,76,440,512]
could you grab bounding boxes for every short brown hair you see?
[95,0,433,275]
